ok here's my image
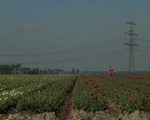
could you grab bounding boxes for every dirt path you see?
[60,82,76,120]
[107,99,121,118]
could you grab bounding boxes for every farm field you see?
[0,74,150,120]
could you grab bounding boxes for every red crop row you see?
[73,74,150,112]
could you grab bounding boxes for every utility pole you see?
[124,21,138,72]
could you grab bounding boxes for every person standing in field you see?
[109,66,113,77]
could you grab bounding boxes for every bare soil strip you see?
[60,81,76,120]
[107,99,121,117]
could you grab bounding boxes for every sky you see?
[0,0,150,71]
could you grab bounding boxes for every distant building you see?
[21,67,31,74]
[12,67,31,74]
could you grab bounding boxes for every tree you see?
[0,64,11,74]
[72,68,75,74]
[76,69,80,74]
[16,64,21,69]
[10,64,16,71]
[30,68,40,74]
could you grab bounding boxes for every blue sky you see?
[1,0,150,71]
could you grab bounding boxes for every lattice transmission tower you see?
[124,21,138,72]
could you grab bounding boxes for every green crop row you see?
[0,75,77,113]
[73,75,107,112]
[16,75,77,113]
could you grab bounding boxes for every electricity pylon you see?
[124,21,138,72]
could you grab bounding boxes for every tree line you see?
[0,64,80,74]
[0,64,21,74]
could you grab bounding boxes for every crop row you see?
[16,75,77,113]
[72,74,150,113]
[1,74,149,114]
[73,75,108,112]
[94,74,150,112]
[0,75,77,113]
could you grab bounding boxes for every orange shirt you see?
[110,67,113,74]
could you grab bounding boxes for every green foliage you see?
[0,75,77,113]
[0,74,150,114]
[73,75,108,112]
[16,75,77,113]
[73,74,150,112]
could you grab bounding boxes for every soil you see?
[60,84,76,120]
[1,111,58,120]
[1,110,150,120]
[68,110,150,120]
[107,99,121,117]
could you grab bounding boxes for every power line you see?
[135,50,150,52]
[135,39,150,42]
[0,39,123,57]
[3,49,128,65]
